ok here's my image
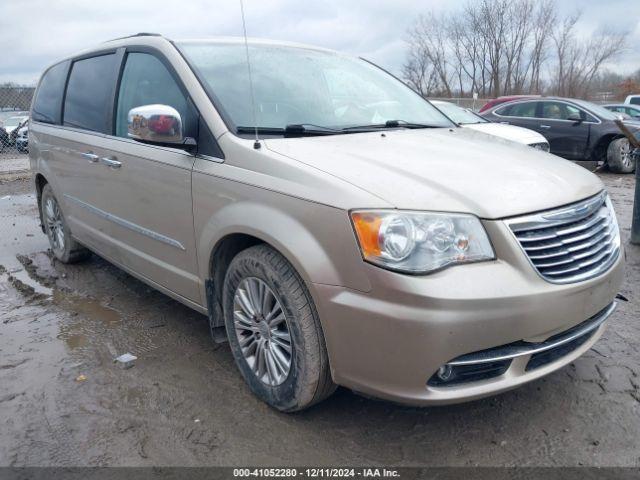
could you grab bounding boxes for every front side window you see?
[115,53,194,138]
[496,102,537,118]
[627,107,640,118]
[176,42,454,132]
[63,54,118,133]
[33,61,69,124]
[540,101,581,121]
[630,97,640,105]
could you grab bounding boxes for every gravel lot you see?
[0,170,638,467]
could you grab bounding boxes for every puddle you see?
[1,251,124,351]
[54,291,123,329]
[52,284,124,350]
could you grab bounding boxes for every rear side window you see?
[495,102,537,118]
[32,61,69,124]
[63,54,118,133]
[115,52,195,138]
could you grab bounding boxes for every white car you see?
[2,115,29,141]
[624,94,640,106]
[431,100,550,151]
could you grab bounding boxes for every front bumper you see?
[312,220,624,406]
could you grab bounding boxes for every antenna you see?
[239,0,261,149]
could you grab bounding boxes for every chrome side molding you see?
[64,194,186,251]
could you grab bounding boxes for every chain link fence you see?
[1,85,34,160]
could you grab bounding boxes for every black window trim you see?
[113,45,224,160]
[61,48,121,134]
[32,60,71,125]
[33,45,224,161]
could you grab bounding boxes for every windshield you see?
[5,116,26,127]
[572,99,618,121]
[433,102,487,124]
[176,41,454,132]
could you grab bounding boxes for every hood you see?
[265,127,603,219]
[463,122,546,145]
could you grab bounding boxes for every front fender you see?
[193,175,373,303]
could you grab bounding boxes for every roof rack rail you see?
[104,32,164,43]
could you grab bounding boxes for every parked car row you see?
[0,112,29,152]
[480,96,639,173]
[431,100,550,151]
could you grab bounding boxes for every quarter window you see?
[115,53,195,139]
[63,54,118,133]
[32,61,69,124]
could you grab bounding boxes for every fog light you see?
[437,364,453,381]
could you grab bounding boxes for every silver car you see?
[30,34,623,411]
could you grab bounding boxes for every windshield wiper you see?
[237,124,340,137]
[341,120,443,132]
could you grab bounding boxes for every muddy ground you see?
[0,172,638,467]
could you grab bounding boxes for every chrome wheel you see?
[620,139,632,169]
[44,196,65,252]
[233,277,292,386]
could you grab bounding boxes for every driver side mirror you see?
[128,104,195,147]
[566,112,582,123]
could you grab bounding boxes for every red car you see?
[478,95,540,113]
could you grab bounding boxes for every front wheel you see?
[607,138,636,173]
[223,244,336,411]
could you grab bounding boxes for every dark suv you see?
[482,97,639,173]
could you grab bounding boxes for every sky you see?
[1,0,639,86]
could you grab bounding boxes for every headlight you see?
[350,210,495,274]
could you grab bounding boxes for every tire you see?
[40,184,91,263]
[607,137,636,173]
[223,244,336,411]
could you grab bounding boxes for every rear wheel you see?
[607,137,635,173]
[41,184,91,263]
[223,244,336,411]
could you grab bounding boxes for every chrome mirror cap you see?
[128,104,184,145]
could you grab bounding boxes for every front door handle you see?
[539,125,551,129]
[81,152,100,163]
[100,156,122,169]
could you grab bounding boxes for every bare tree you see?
[406,12,454,97]
[403,0,628,100]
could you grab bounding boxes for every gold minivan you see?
[30,34,624,411]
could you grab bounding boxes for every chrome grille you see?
[506,192,620,284]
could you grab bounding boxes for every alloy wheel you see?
[620,138,632,169]
[233,277,292,386]
[44,196,65,252]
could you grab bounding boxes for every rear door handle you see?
[81,152,100,163]
[540,125,551,129]
[100,156,122,169]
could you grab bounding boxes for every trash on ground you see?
[75,374,87,383]
[114,353,137,369]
